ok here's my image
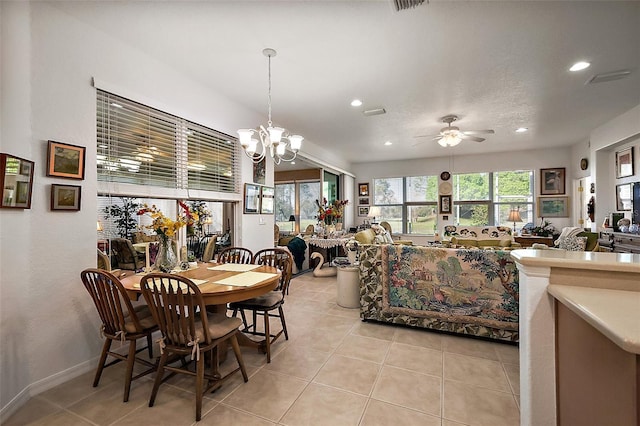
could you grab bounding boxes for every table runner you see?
[207,264,261,272]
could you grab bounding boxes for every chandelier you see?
[237,48,303,164]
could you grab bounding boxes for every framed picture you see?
[260,186,274,214]
[47,140,86,180]
[358,183,369,197]
[51,184,81,211]
[1,153,34,209]
[358,205,370,217]
[616,147,634,178]
[359,197,369,205]
[537,196,569,217]
[540,168,565,195]
[253,157,266,185]
[616,183,632,211]
[244,183,260,214]
[439,195,452,214]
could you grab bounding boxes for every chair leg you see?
[264,311,271,363]
[240,309,249,331]
[195,353,205,421]
[146,333,154,359]
[123,339,137,402]
[252,310,258,334]
[230,334,248,382]
[149,351,168,407]
[93,338,112,387]
[279,306,289,340]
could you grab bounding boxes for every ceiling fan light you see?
[438,138,448,147]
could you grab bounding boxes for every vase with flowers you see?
[137,203,196,272]
[316,198,349,227]
[527,218,560,238]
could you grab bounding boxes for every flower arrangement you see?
[136,203,196,239]
[526,219,559,238]
[316,198,349,224]
[187,200,211,234]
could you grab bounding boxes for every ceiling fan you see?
[414,115,495,147]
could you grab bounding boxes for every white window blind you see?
[97,90,239,194]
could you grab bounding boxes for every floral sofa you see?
[442,225,520,249]
[359,244,519,342]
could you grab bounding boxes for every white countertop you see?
[510,249,640,273]
[547,285,640,354]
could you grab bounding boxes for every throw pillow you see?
[557,236,587,251]
[554,226,583,248]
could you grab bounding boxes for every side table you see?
[514,235,554,248]
[336,265,360,309]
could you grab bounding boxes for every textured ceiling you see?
[52,0,640,168]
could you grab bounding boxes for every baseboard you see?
[0,357,96,423]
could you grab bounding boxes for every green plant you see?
[103,197,140,240]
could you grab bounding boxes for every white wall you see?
[0,1,295,416]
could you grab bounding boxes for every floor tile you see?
[503,363,520,395]
[494,343,519,364]
[393,326,444,350]
[4,396,62,426]
[222,369,308,422]
[350,321,397,341]
[334,334,391,364]
[444,352,510,392]
[198,404,276,425]
[360,399,441,426]
[443,380,520,426]
[313,354,380,395]
[264,345,331,380]
[280,383,367,426]
[442,335,500,361]
[27,410,95,426]
[385,342,443,377]
[371,366,441,416]
[38,370,108,408]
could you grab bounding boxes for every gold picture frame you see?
[537,196,569,217]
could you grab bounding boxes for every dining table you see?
[119,262,281,355]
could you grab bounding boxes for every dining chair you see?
[80,268,158,402]
[110,238,146,271]
[217,246,254,264]
[229,248,292,363]
[140,273,248,421]
[201,234,218,262]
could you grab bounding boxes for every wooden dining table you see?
[119,262,281,354]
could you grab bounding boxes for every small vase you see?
[347,251,357,264]
[155,236,178,273]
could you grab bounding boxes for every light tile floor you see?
[6,272,520,426]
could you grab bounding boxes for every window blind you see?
[97,90,239,195]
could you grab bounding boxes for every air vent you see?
[392,0,426,12]
[363,108,387,117]
[586,69,632,84]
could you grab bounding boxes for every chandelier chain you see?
[267,53,272,128]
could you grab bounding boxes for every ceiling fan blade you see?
[412,135,442,146]
[460,134,485,142]
[413,134,438,138]
[462,129,495,135]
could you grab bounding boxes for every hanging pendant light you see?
[237,48,303,164]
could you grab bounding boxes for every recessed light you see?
[570,61,590,72]
[350,99,363,107]
[384,141,392,146]
[515,127,528,133]
[291,161,296,165]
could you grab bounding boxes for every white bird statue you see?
[311,252,337,277]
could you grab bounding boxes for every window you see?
[97,90,239,194]
[372,170,533,233]
[274,181,321,233]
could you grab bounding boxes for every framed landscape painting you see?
[537,196,569,217]
[51,184,81,211]
[47,140,85,180]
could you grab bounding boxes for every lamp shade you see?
[507,209,522,223]
[288,215,296,222]
[367,206,381,218]
[97,221,104,232]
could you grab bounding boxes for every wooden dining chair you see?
[229,248,292,363]
[217,246,253,264]
[80,268,158,402]
[140,273,248,421]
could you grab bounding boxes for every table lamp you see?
[288,215,296,232]
[97,221,104,232]
[368,206,381,224]
[507,207,522,234]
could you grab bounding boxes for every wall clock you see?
[440,171,451,181]
[580,158,588,170]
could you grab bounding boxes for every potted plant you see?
[103,197,140,240]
